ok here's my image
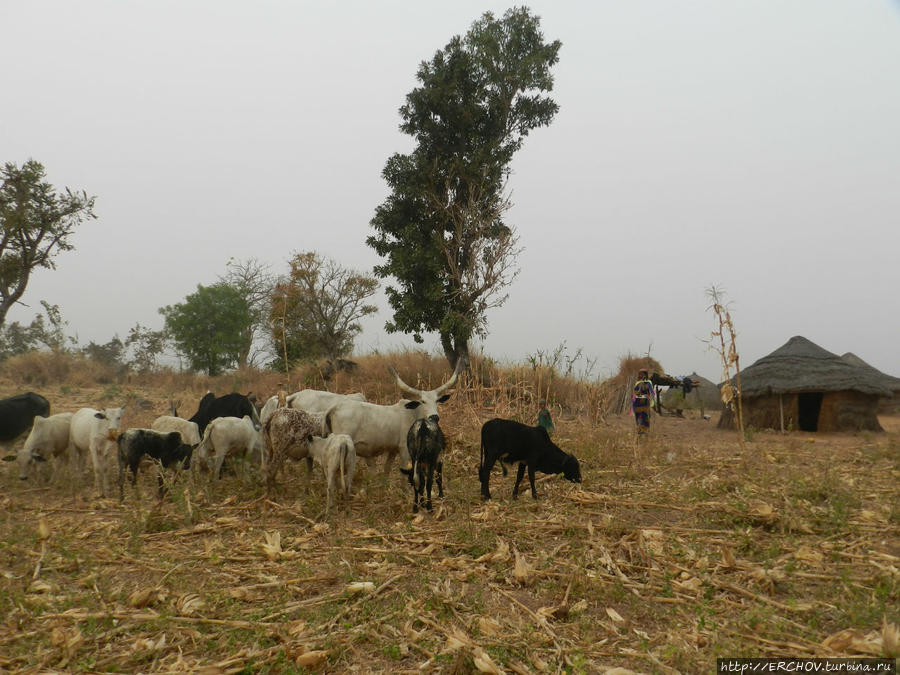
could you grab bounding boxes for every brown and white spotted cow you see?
[262,407,320,494]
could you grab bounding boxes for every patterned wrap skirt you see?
[632,397,651,430]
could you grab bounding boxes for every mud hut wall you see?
[818,391,883,432]
[718,391,883,432]
[717,394,798,431]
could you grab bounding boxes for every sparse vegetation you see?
[0,351,897,672]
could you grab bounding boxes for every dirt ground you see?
[0,386,898,674]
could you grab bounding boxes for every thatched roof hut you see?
[841,352,900,414]
[840,353,900,392]
[660,371,722,413]
[719,336,892,432]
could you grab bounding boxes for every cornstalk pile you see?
[596,355,664,417]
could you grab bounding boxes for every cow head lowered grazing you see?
[479,418,582,501]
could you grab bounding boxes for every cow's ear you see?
[94,412,106,420]
[404,401,422,410]
[33,454,46,463]
[437,394,451,403]
[2,455,16,462]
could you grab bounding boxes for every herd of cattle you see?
[1,367,582,513]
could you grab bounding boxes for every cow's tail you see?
[196,422,214,472]
[249,398,262,430]
[323,404,337,436]
[479,427,485,483]
[261,415,275,474]
[116,434,126,501]
[339,438,347,493]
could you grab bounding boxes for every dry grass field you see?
[0,355,898,673]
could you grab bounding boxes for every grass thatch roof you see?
[598,354,663,415]
[840,352,900,393]
[737,336,893,398]
[661,371,723,410]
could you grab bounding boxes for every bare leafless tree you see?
[219,257,275,368]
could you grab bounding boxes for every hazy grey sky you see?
[2,1,899,381]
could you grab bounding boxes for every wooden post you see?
[779,394,785,433]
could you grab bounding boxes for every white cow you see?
[325,363,460,473]
[13,412,74,481]
[259,390,366,426]
[196,415,264,480]
[307,433,356,515]
[69,407,126,497]
[151,415,202,447]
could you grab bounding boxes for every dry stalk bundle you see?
[822,617,900,657]
[706,285,744,439]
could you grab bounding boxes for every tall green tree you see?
[268,252,378,371]
[0,160,97,328]
[160,284,252,375]
[367,7,560,368]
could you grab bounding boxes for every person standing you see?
[537,400,555,435]
[632,369,655,435]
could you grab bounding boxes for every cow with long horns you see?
[324,362,461,474]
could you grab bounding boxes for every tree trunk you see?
[0,299,15,331]
[0,279,28,330]
[440,332,470,372]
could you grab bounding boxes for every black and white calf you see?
[406,418,445,513]
[117,428,193,500]
[479,418,582,501]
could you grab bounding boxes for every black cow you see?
[479,418,582,501]
[406,418,445,513]
[188,392,260,435]
[0,392,50,443]
[117,428,193,500]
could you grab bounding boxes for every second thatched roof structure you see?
[840,352,900,393]
[735,336,893,398]
[660,371,722,412]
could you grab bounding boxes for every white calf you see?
[151,415,202,447]
[196,415,264,480]
[69,407,126,497]
[14,412,74,481]
[308,434,356,515]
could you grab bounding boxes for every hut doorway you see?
[798,392,823,431]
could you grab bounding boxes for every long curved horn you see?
[388,366,422,397]
[435,359,464,395]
